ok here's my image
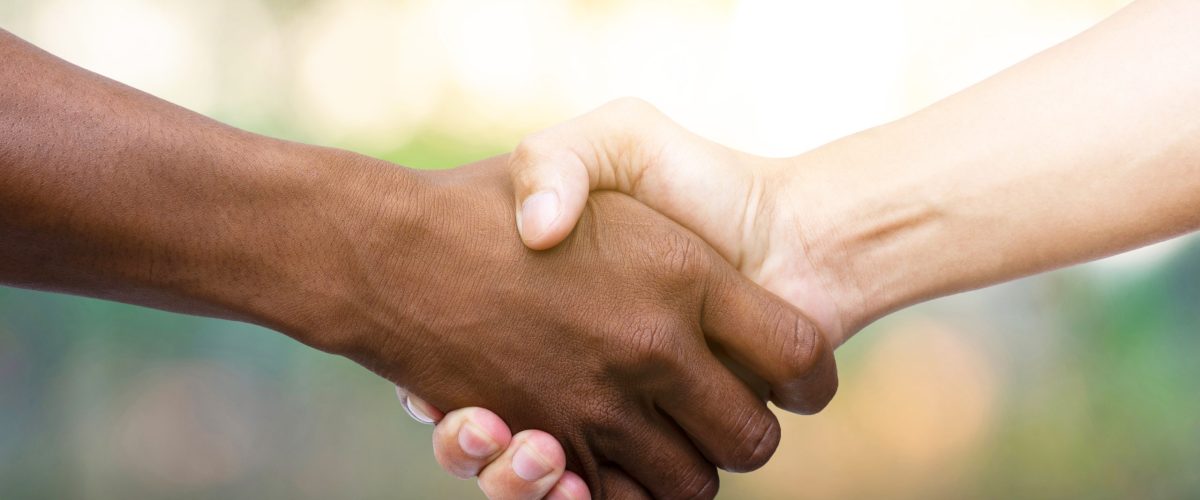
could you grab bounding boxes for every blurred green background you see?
[2,0,1197,498]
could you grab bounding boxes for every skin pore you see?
[425,0,1200,498]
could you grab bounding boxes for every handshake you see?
[5,4,1198,497]
[372,99,852,499]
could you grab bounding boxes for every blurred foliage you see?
[4,0,1198,499]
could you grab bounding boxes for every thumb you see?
[509,144,591,251]
[509,97,671,250]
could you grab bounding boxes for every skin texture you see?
[0,29,841,499]
[503,0,1200,344]
[426,0,1200,497]
[366,158,841,500]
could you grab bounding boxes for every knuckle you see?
[511,131,586,192]
[661,231,710,278]
[775,313,822,382]
[510,134,556,171]
[478,471,529,499]
[587,399,629,440]
[670,464,719,500]
[723,408,780,472]
[806,364,840,414]
[433,428,483,478]
[770,313,840,414]
[620,316,684,373]
[513,134,547,157]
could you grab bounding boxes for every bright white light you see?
[725,0,908,156]
[424,0,589,142]
[572,3,735,144]
[433,0,554,101]
[296,0,447,149]
[902,0,1111,113]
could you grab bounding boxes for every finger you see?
[395,386,444,424]
[596,465,650,500]
[509,133,592,250]
[509,97,669,250]
[656,337,780,472]
[477,430,566,500]
[600,415,719,500]
[702,271,839,414]
[432,407,513,479]
[546,471,591,500]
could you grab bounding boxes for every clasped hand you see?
[394,99,847,500]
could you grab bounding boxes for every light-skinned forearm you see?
[789,0,1200,334]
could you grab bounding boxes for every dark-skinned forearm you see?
[0,29,422,353]
[0,32,845,497]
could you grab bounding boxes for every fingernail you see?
[512,442,554,481]
[546,483,580,500]
[518,191,560,242]
[458,422,499,458]
[410,395,444,423]
[396,387,436,424]
[402,397,435,424]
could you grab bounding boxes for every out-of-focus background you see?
[2,0,1198,498]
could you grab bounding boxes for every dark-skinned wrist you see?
[217,141,433,365]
